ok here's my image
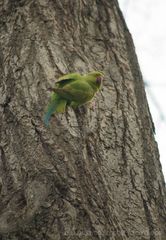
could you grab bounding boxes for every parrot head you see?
[86,71,104,88]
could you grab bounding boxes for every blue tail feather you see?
[44,99,58,127]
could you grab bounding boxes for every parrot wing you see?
[53,81,95,104]
[56,73,82,88]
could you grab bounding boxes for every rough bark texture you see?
[0,0,165,239]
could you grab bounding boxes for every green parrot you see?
[44,71,104,126]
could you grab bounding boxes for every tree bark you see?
[0,0,165,239]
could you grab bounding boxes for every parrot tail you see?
[44,94,67,126]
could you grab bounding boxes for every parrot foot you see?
[48,87,56,92]
[89,101,96,111]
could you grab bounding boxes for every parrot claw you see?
[90,101,96,111]
[48,87,56,92]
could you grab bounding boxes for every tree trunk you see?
[0,0,165,239]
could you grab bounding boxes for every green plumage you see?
[44,71,103,126]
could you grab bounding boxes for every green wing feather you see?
[56,73,81,88]
[54,81,94,104]
[58,72,81,81]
